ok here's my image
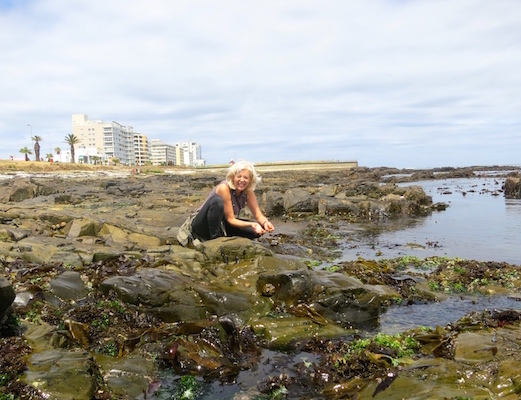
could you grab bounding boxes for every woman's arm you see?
[246,190,274,232]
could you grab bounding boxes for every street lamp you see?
[27,124,32,136]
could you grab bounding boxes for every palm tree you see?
[46,153,54,162]
[19,146,32,161]
[64,134,80,163]
[32,135,42,161]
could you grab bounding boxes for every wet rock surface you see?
[1,164,521,399]
[504,173,521,199]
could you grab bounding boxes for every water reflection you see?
[341,177,521,264]
[378,295,521,335]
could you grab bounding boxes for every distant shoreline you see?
[0,159,359,174]
[0,159,519,175]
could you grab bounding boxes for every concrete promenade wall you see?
[253,160,358,172]
[205,160,358,173]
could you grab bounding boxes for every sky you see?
[1,0,520,168]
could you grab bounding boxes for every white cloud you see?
[1,0,520,167]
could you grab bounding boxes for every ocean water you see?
[341,176,521,265]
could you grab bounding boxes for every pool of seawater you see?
[378,294,521,335]
[144,349,320,400]
[340,177,521,264]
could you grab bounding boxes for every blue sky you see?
[1,0,520,168]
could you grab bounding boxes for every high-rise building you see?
[177,141,205,167]
[149,139,184,166]
[134,133,149,165]
[72,114,147,165]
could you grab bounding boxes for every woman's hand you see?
[252,222,265,235]
[263,220,274,232]
[255,219,274,234]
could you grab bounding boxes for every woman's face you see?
[233,169,251,193]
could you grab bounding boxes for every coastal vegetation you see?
[13,133,80,163]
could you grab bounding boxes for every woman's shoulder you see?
[216,182,230,195]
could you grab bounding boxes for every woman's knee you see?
[207,195,224,211]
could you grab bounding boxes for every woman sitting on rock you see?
[180,160,274,244]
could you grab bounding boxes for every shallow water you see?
[341,177,521,264]
[147,350,320,400]
[341,177,521,333]
[344,176,521,334]
[378,295,521,334]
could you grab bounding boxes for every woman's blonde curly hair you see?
[225,160,261,191]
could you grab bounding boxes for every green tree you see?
[19,146,32,161]
[46,153,54,162]
[32,135,42,161]
[64,134,80,163]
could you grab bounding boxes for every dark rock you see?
[92,251,141,263]
[54,194,73,204]
[49,271,89,301]
[344,181,382,198]
[262,190,285,217]
[152,302,207,323]
[318,198,362,216]
[312,290,381,330]
[0,275,15,322]
[196,287,255,316]
[198,237,273,265]
[8,180,36,202]
[190,178,218,190]
[283,188,317,213]
[256,269,315,306]
[36,183,58,196]
[100,268,193,307]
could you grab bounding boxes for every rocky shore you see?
[1,163,521,399]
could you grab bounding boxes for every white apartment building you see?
[177,141,205,167]
[72,114,145,165]
[149,139,184,166]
